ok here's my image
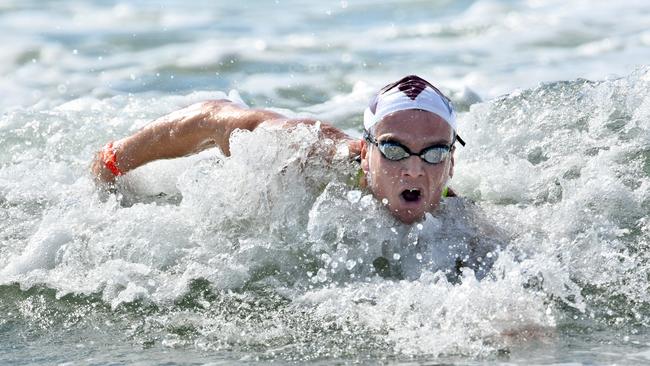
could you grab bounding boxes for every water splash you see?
[1,70,650,361]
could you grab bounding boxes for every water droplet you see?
[416,223,423,230]
[316,268,328,282]
[347,190,362,203]
[346,259,356,270]
[393,253,401,260]
[72,49,78,55]
[416,253,423,261]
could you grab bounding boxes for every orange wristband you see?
[101,142,123,176]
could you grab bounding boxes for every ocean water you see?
[1,0,650,365]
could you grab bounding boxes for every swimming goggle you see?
[364,131,452,164]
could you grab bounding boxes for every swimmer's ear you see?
[359,140,371,188]
[360,139,369,173]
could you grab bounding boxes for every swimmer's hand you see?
[90,150,117,189]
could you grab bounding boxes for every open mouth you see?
[400,188,421,202]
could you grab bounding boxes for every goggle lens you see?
[420,147,448,164]
[378,143,411,160]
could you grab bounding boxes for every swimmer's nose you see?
[401,155,425,177]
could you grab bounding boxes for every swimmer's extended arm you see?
[91,100,283,184]
[91,100,357,184]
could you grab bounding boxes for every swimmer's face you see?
[361,109,455,224]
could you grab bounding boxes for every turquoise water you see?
[1,1,650,364]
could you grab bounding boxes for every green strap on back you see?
[354,168,365,187]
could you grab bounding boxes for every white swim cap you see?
[363,75,464,146]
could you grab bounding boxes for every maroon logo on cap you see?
[379,75,430,100]
[398,76,427,100]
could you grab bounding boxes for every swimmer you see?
[92,75,464,225]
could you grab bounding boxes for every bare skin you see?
[91,100,361,185]
[91,100,454,223]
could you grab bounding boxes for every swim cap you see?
[364,75,465,146]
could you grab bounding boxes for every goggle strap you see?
[455,134,466,147]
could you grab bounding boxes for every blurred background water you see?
[1,0,649,365]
